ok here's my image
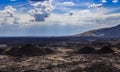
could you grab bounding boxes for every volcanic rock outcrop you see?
[77,46,96,54]
[97,46,114,54]
[5,44,54,56]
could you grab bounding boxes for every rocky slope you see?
[75,24,120,38]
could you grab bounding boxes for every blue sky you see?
[0,0,120,36]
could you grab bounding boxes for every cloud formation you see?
[0,6,16,17]
[29,0,54,21]
[0,0,120,28]
[0,5,120,28]
[0,6,16,25]
[0,0,54,25]
[62,1,74,6]
[0,6,34,25]
[88,3,102,8]
[102,0,107,3]
[102,0,118,3]
[113,0,118,3]
[45,8,120,27]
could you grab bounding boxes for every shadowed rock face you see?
[5,44,54,56]
[97,46,114,54]
[77,47,96,54]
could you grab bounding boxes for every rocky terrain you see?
[0,39,120,72]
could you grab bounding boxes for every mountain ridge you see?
[74,24,120,38]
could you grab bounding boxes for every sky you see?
[0,0,120,36]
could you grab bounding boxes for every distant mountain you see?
[74,24,120,38]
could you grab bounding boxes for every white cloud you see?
[102,0,107,3]
[15,14,34,24]
[102,0,118,3]
[29,1,54,22]
[45,10,96,26]
[0,6,16,17]
[5,17,15,25]
[62,1,74,6]
[0,6,16,25]
[88,3,102,8]
[113,0,118,3]
[0,6,34,25]
[45,9,120,27]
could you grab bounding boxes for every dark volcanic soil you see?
[0,40,120,72]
